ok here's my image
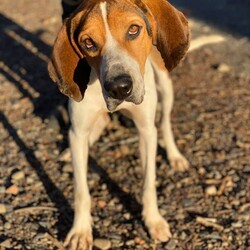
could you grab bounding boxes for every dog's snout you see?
[104,74,133,100]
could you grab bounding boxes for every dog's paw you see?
[169,154,189,172]
[64,227,93,250]
[145,216,172,242]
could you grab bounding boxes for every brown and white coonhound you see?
[48,0,190,249]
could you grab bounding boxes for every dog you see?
[48,0,190,249]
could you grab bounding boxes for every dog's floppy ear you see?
[141,0,190,72]
[48,13,91,102]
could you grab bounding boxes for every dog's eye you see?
[83,38,95,50]
[127,24,141,39]
[129,25,140,35]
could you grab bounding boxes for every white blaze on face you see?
[99,1,145,110]
[100,2,117,49]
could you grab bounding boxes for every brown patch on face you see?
[75,5,107,76]
[68,0,154,77]
[105,1,154,74]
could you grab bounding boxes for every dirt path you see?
[0,1,249,249]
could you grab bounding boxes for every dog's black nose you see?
[104,74,132,100]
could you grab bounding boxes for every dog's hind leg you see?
[89,113,110,147]
[154,66,189,171]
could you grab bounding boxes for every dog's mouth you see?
[105,91,144,112]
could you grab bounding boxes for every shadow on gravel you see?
[89,157,142,216]
[89,157,145,239]
[170,0,250,37]
[0,111,72,240]
[0,110,144,240]
[0,13,65,119]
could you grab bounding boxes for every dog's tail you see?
[189,35,226,52]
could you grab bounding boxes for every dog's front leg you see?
[131,90,172,243]
[137,120,172,243]
[64,102,96,250]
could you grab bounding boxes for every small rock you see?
[217,63,230,73]
[62,164,73,173]
[46,115,61,132]
[126,240,134,246]
[166,239,177,250]
[6,184,19,195]
[94,238,111,250]
[26,177,34,184]
[108,233,122,241]
[59,148,71,162]
[4,222,11,230]
[97,200,107,208]
[134,237,145,245]
[103,220,111,227]
[205,186,217,196]
[123,213,131,220]
[0,204,6,214]
[120,145,129,155]
[12,171,25,181]
[243,166,250,173]
[180,231,187,240]
[208,243,214,249]
[0,186,6,194]
[198,167,206,175]
[176,212,185,220]
[34,233,45,241]
[101,184,107,190]
[116,204,123,211]
[232,221,242,228]
[0,239,12,248]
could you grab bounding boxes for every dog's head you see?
[48,0,190,111]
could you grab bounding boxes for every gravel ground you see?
[0,1,250,249]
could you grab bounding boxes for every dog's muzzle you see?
[104,74,133,100]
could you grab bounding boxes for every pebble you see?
[208,243,214,249]
[108,233,122,241]
[217,63,231,73]
[94,238,111,250]
[103,220,111,227]
[11,170,25,181]
[97,200,107,208]
[180,231,187,240]
[126,240,134,246]
[0,239,12,248]
[0,186,6,194]
[165,239,177,250]
[198,167,206,175]
[175,212,185,220]
[6,184,19,195]
[116,204,123,211]
[4,222,11,230]
[181,198,194,207]
[0,204,6,214]
[232,221,242,228]
[26,176,35,184]
[59,148,71,162]
[134,237,145,245]
[123,213,131,220]
[205,186,217,196]
[120,145,130,155]
[62,164,73,173]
